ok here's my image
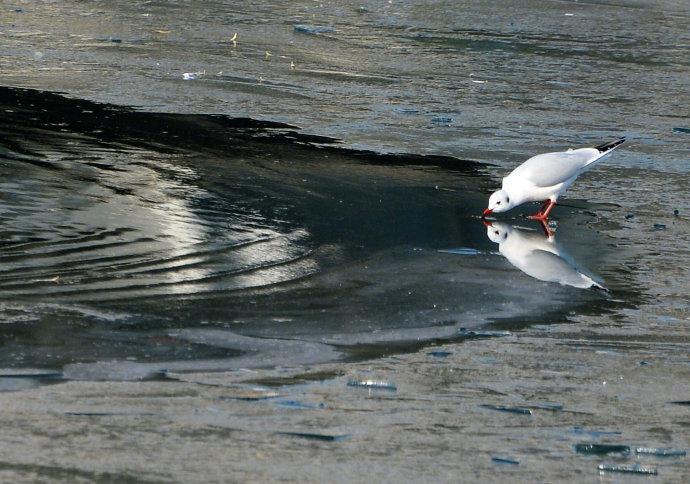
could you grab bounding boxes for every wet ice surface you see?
[0,329,687,482]
[1,0,689,482]
[0,87,622,377]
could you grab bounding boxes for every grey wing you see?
[509,149,599,188]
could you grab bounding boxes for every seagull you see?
[482,137,626,220]
[485,221,606,289]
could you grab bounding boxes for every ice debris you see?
[635,447,686,457]
[294,25,335,35]
[597,464,658,475]
[347,378,397,391]
[480,404,532,415]
[574,443,630,455]
[491,457,520,465]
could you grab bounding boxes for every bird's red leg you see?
[527,200,553,220]
[540,200,556,218]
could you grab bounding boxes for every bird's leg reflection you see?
[537,218,554,237]
[483,220,605,289]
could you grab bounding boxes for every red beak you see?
[482,208,492,218]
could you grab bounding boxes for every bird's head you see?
[482,190,512,217]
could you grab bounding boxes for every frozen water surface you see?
[0,0,688,482]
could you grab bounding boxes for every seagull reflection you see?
[484,221,605,290]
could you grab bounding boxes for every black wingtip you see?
[595,137,626,153]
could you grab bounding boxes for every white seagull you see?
[482,137,626,220]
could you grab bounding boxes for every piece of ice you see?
[275,400,324,410]
[276,431,347,441]
[491,457,520,465]
[480,404,532,415]
[217,389,282,401]
[635,447,686,457]
[395,108,421,114]
[347,379,397,391]
[574,443,630,455]
[65,411,157,417]
[597,464,658,475]
[430,117,452,126]
[293,25,335,35]
[427,350,452,358]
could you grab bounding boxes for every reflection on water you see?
[0,88,325,303]
[0,136,317,301]
[0,87,632,380]
[485,221,605,289]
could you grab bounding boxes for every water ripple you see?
[0,134,317,302]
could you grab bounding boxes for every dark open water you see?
[0,1,688,481]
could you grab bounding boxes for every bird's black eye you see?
[497,201,501,205]
[494,230,499,235]
[506,197,509,203]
